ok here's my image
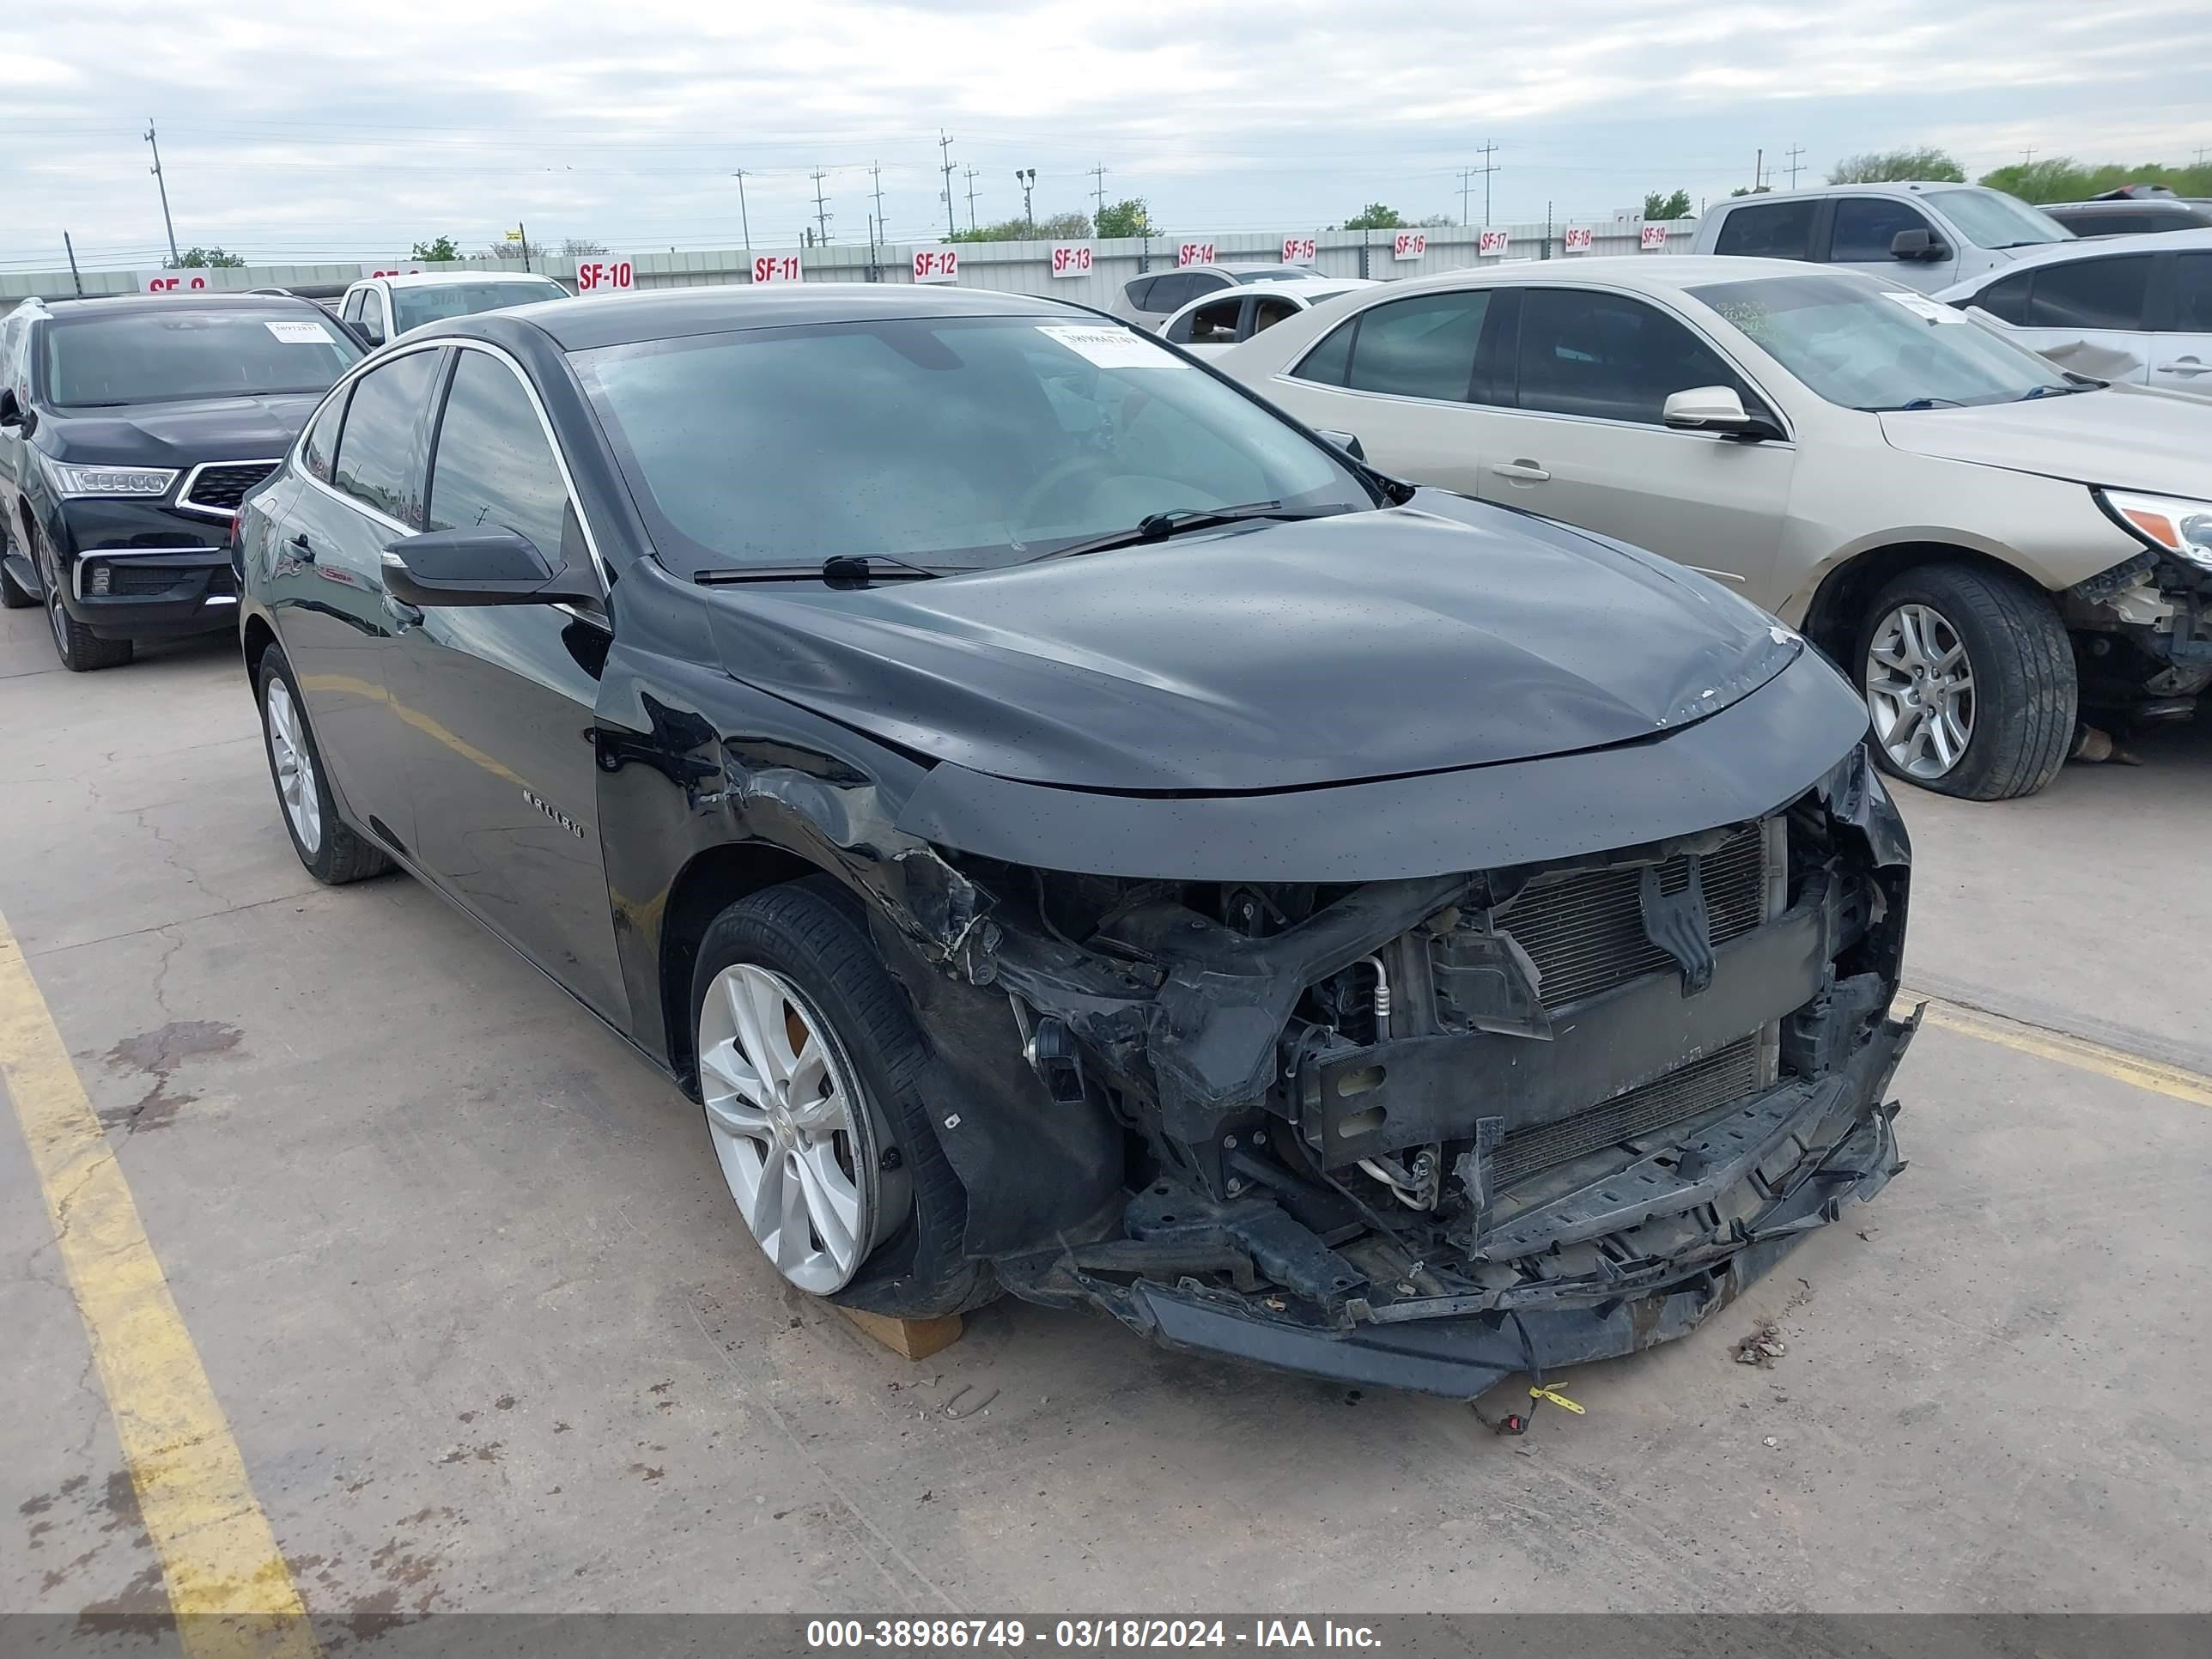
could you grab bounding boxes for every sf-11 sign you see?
[1563,227,1594,252]
[1050,244,1093,277]
[1176,241,1216,267]
[1282,236,1317,264]
[752,252,804,284]
[574,258,635,294]
[1392,232,1426,261]
[1641,223,1670,250]
[1478,229,1510,257]
[912,246,959,284]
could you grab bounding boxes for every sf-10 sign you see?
[1641,223,1670,250]
[1478,229,1510,257]
[1050,243,1092,277]
[1281,236,1317,264]
[574,258,635,294]
[1563,227,1594,252]
[1176,241,1216,267]
[912,246,959,284]
[751,252,804,284]
[1392,231,1427,261]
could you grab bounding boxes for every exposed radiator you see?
[1492,1036,1767,1188]
[1498,822,1773,1010]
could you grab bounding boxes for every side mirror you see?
[1890,228,1949,262]
[0,387,20,428]
[348,318,384,349]
[1662,386,1783,442]
[1315,428,1366,460]
[382,527,601,608]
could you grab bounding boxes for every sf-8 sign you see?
[574,258,635,294]
[1176,241,1216,267]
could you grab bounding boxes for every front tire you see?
[1856,562,2075,801]
[254,645,391,884]
[35,534,131,671]
[691,879,992,1320]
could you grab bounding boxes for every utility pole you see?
[962,167,979,233]
[870,164,886,242]
[938,132,957,240]
[64,231,84,296]
[2020,148,2038,168]
[1471,142,1500,226]
[1785,144,1806,189]
[143,119,180,267]
[518,221,531,273]
[731,169,753,249]
[1089,164,1108,223]
[810,168,832,244]
[1753,148,1764,194]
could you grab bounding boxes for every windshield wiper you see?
[1030,501,1343,564]
[694,554,945,588]
[2017,382,2095,401]
[1869,397,1967,411]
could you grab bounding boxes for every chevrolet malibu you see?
[235,285,1915,1399]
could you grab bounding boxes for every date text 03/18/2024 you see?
[805,1620,1383,1650]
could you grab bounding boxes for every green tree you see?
[169,246,246,268]
[1094,198,1154,239]
[1729,185,1771,198]
[1416,212,1456,228]
[1340,203,1406,230]
[1976,156,2212,203]
[1643,189,1692,220]
[949,209,1091,243]
[558,237,608,256]
[1828,148,1966,185]
[410,235,461,262]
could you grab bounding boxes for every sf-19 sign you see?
[1641,223,1670,250]
[1176,241,1216,267]
[574,258,635,294]
[912,246,959,284]
[751,252,804,284]
[1050,243,1092,277]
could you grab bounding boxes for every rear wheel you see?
[35,534,131,671]
[1856,562,2075,801]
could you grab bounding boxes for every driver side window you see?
[1516,289,1759,427]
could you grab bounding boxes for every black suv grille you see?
[180,462,279,514]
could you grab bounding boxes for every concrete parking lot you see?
[3,607,2209,1624]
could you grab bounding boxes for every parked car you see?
[234,283,1914,1399]
[338,271,568,348]
[2039,186,2212,239]
[1158,279,1376,356]
[1218,256,2212,800]
[1936,228,2212,392]
[1109,264,1336,330]
[0,293,362,669]
[1689,182,2072,295]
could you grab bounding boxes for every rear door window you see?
[301,388,349,483]
[1516,289,1748,425]
[1121,276,1157,311]
[1830,198,1937,261]
[1144,273,1204,313]
[330,349,441,526]
[2171,253,2212,331]
[2026,255,2154,328]
[1713,199,1818,259]
[1340,291,1491,401]
[1968,271,2034,325]
[1171,296,1247,345]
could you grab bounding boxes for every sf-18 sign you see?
[1281,236,1317,264]
[1050,243,1093,278]
[912,246,959,284]
[1176,241,1216,267]
[1392,231,1427,261]
[1641,223,1670,250]
[574,258,635,294]
[1563,227,1594,252]
[1478,229,1510,257]
[751,252,804,284]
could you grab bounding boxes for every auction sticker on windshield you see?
[1037,324,1186,368]
[1883,290,1966,324]
[265,321,331,344]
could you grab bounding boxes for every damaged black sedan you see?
[235,284,1915,1399]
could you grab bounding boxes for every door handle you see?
[287,532,315,562]
[1491,460,1551,483]
[2160,357,2211,376]
[382,592,423,630]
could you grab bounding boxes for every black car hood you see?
[42,392,325,466]
[702,502,1802,793]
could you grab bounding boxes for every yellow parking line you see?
[1905,992,2212,1109]
[0,906,316,1659]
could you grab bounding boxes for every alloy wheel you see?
[1865,601,1976,781]
[39,542,70,663]
[264,677,324,854]
[696,963,898,1294]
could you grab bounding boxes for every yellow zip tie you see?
[1530,1384,1585,1414]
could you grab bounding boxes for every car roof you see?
[370,270,567,289]
[1934,225,2212,294]
[1379,254,1817,295]
[1713,181,1998,204]
[448,281,1086,352]
[37,292,331,325]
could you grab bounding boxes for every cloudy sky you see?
[3,0,2210,274]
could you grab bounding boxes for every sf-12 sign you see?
[1050,243,1093,278]
[1478,229,1510,257]
[1176,241,1216,267]
[1282,236,1317,264]
[574,258,635,294]
[912,246,959,284]
[1563,227,1594,253]
[751,252,804,284]
[1392,231,1427,261]
[1641,223,1670,250]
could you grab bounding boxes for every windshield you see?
[572,315,1370,574]
[1691,272,2076,410]
[392,280,567,335]
[1927,188,2072,250]
[43,309,362,407]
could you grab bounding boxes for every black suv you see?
[0,293,362,669]
[2041,186,2212,239]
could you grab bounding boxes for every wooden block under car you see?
[837,1306,964,1360]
